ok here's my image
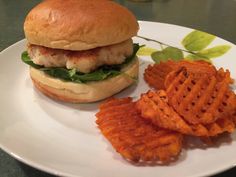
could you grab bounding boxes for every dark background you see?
[0,0,236,176]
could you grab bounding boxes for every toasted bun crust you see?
[24,0,139,51]
[30,58,139,103]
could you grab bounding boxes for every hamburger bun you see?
[23,0,139,103]
[24,0,139,51]
[30,58,139,103]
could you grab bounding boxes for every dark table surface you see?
[0,0,236,176]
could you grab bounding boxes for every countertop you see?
[0,0,236,176]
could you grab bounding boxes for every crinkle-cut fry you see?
[144,60,217,90]
[96,98,183,163]
[165,67,234,125]
[136,90,235,137]
[136,90,193,135]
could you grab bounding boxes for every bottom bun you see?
[30,58,139,103]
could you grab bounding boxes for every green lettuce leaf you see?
[21,44,139,83]
[21,51,43,69]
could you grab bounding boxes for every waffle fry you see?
[136,90,193,135]
[144,61,176,90]
[96,98,183,163]
[96,60,236,165]
[176,60,216,76]
[165,67,235,125]
[144,60,217,90]
[136,90,235,137]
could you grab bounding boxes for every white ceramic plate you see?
[0,21,236,177]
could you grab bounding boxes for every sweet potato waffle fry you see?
[96,97,183,163]
[96,60,236,165]
[136,90,193,135]
[144,61,176,90]
[144,60,217,90]
[165,67,235,125]
[136,90,235,137]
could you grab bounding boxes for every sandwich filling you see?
[27,39,133,74]
[22,40,139,83]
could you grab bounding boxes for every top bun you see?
[24,0,139,51]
